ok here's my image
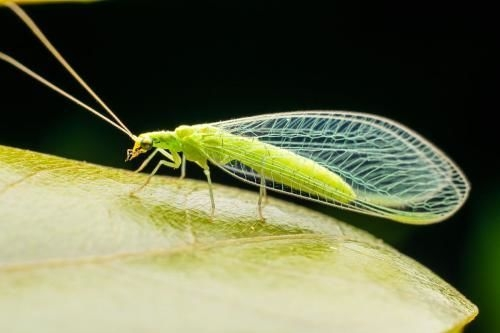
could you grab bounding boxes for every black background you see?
[0,1,498,331]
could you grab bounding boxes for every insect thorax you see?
[173,124,226,165]
[144,131,182,152]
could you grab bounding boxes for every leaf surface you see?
[0,145,477,333]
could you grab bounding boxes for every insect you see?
[1,2,470,224]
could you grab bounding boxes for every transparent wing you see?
[203,111,469,224]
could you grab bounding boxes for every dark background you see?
[0,1,498,331]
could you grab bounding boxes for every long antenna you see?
[0,51,136,140]
[5,1,135,138]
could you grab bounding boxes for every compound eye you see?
[140,137,153,151]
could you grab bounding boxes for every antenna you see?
[0,51,135,139]
[3,2,136,139]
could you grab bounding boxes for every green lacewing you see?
[1,3,469,223]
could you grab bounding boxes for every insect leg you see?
[134,148,173,173]
[131,150,181,194]
[257,173,267,220]
[180,154,187,180]
[261,176,268,203]
[202,168,216,217]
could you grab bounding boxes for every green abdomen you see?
[191,126,356,204]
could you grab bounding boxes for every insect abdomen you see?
[197,127,356,204]
[242,139,356,203]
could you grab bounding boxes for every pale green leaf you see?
[0,145,477,333]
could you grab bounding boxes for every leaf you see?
[0,145,477,333]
